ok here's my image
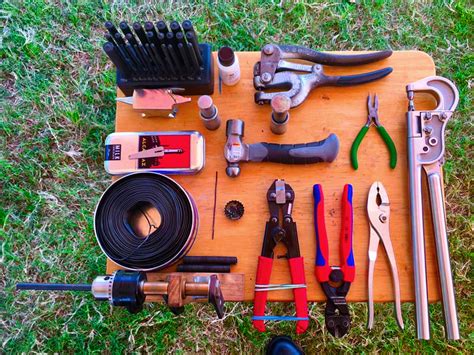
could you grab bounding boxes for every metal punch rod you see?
[161,44,177,77]
[187,42,201,76]
[427,169,460,340]
[186,31,203,65]
[119,21,133,36]
[133,22,149,45]
[408,138,431,340]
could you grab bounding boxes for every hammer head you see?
[224,119,246,177]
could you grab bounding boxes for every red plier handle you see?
[313,184,354,283]
[340,184,355,282]
[253,256,309,334]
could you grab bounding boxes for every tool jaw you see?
[261,180,301,258]
[406,76,458,168]
[367,181,390,235]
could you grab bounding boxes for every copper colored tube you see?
[141,281,209,296]
[141,282,168,295]
[184,283,209,296]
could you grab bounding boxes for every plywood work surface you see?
[108,51,441,303]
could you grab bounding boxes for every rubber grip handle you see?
[259,133,339,164]
[340,184,355,282]
[350,126,369,170]
[335,67,393,86]
[313,184,331,282]
[377,126,397,169]
[289,257,309,334]
[253,256,273,332]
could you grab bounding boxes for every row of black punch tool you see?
[103,20,214,95]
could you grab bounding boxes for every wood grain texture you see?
[143,273,244,303]
[107,51,441,303]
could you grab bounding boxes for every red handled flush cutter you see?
[313,184,354,337]
[253,179,309,334]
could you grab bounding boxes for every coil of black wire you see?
[94,172,198,271]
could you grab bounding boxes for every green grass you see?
[1,0,472,353]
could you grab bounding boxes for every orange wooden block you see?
[107,51,442,303]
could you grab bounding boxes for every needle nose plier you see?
[253,179,309,334]
[367,181,404,330]
[313,184,354,337]
[253,44,393,108]
[350,94,397,170]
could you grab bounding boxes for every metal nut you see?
[261,72,272,83]
[424,112,432,121]
[423,126,433,135]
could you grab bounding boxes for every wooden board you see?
[108,51,442,303]
[144,273,244,303]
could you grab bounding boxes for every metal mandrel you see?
[270,94,291,135]
[198,95,220,130]
[177,264,231,273]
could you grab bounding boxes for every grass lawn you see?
[1,0,472,353]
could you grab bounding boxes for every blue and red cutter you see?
[313,184,354,337]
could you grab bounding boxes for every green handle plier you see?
[350,94,397,170]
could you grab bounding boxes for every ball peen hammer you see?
[223,119,339,177]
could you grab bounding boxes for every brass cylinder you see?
[141,281,168,295]
[184,282,209,296]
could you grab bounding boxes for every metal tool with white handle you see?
[406,76,459,340]
[366,181,403,330]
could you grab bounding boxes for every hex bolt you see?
[423,126,433,135]
[424,112,432,120]
[198,95,221,130]
[270,94,291,135]
[440,112,448,121]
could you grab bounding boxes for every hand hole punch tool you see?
[253,44,393,109]
[367,181,404,330]
[313,184,354,337]
[253,179,309,334]
[406,76,460,340]
[350,94,397,170]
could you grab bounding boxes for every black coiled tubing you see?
[94,173,197,270]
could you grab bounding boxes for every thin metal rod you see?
[17,283,92,292]
[407,134,431,339]
[427,170,460,340]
